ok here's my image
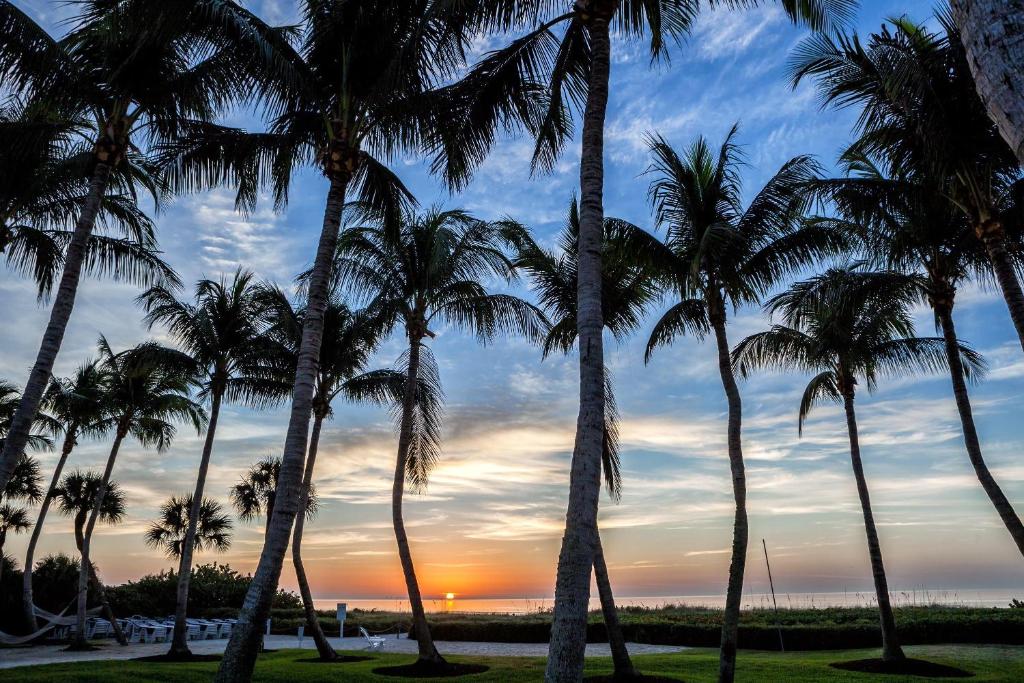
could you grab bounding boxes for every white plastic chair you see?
[359,626,386,650]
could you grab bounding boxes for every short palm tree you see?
[732,266,985,664]
[260,286,402,661]
[338,207,546,666]
[230,456,317,539]
[70,338,205,649]
[790,13,1024,353]
[814,152,1024,560]
[0,503,30,557]
[160,6,476,674]
[138,268,277,657]
[22,360,111,630]
[515,198,662,679]
[0,379,55,454]
[642,127,837,681]
[54,470,126,644]
[450,4,853,674]
[2,454,43,505]
[146,495,232,559]
[0,389,46,560]
[0,0,291,496]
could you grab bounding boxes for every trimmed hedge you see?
[248,605,1024,651]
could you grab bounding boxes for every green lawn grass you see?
[4,645,1024,682]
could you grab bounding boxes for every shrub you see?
[106,563,301,617]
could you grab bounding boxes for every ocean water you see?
[313,589,1024,614]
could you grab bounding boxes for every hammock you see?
[0,601,103,645]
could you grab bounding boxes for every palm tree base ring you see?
[830,658,971,678]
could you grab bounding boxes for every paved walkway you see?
[0,634,686,670]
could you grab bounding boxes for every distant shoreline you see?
[312,589,1024,613]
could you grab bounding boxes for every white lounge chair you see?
[135,620,170,643]
[189,619,218,639]
[125,621,145,644]
[176,618,201,643]
[86,618,111,639]
[208,619,232,638]
[359,626,386,650]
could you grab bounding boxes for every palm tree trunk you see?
[841,390,904,662]
[951,0,1024,164]
[970,224,1024,352]
[88,563,124,644]
[394,337,444,665]
[0,162,112,494]
[71,426,126,650]
[976,223,1024,353]
[74,525,126,646]
[170,390,223,657]
[547,12,611,682]
[936,304,1024,555]
[23,426,77,630]
[593,528,635,679]
[215,174,349,683]
[710,308,748,683]
[264,495,275,539]
[293,413,337,661]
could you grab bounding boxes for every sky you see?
[5,0,1024,606]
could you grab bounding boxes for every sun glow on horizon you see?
[445,592,456,600]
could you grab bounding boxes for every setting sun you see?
[445,593,456,600]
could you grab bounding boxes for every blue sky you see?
[5,0,1024,602]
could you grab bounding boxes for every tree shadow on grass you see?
[296,655,375,663]
[134,654,223,663]
[830,658,974,678]
[584,676,682,682]
[373,661,490,678]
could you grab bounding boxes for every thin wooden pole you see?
[762,538,784,652]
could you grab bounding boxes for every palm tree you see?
[949,1,1024,165]
[642,127,837,682]
[0,101,179,302]
[450,4,853,675]
[790,13,1024,353]
[0,0,291,496]
[138,268,277,657]
[515,198,662,679]
[732,266,985,664]
[814,152,1024,561]
[337,207,546,666]
[230,456,317,539]
[23,360,111,630]
[69,339,205,649]
[0,379,55,454]
[159,5,479,675]
[1,455,43,505]
[260,286,403,661]
[53,470,126,644]
[0,383,45,559]
[0,503,31,557]
[146,495,232,559]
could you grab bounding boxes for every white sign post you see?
[336,602,347,638]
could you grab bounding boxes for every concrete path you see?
[0,634,686,670]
